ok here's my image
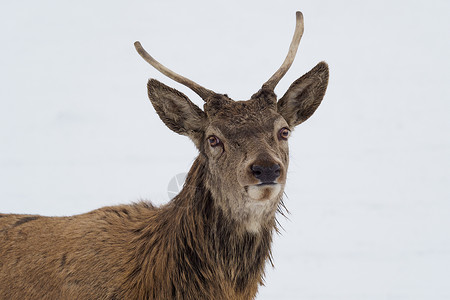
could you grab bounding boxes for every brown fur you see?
[0,41,328,300]
[0,158,271,299]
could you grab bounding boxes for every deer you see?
[0,11,328,300]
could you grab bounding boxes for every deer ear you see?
[147,79,206,145]
[277,62,329,127]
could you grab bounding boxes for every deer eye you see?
[278,128,290,140]
[208,135,222,147]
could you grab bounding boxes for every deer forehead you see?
[206,109,287,142]
[204,91,276,117]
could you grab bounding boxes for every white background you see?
[1,0,449,299]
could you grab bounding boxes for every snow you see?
[1,0,449,299]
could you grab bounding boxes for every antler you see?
[262,11,304,91]
[134,41,215,101]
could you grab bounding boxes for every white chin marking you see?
[247,184,281,201]
[243,184,282,233]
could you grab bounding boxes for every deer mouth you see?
[257,182,278,186]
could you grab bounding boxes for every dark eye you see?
[208,135,222,147]
[278,128,290,140]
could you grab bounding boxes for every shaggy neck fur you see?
[119,155,276,299]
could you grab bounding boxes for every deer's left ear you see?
[277,62,329,127]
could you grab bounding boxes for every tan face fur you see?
[201,94,287,232]
[148,61,329,233]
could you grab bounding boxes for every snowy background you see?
[1,0,449,299]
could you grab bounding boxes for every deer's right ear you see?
[147,79,206,145]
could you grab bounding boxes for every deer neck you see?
[124,156,277,298]
[168,155,276,295]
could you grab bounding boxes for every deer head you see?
[135,12,329,232]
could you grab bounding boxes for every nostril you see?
[273,165,281,176]
[251,165,263,177]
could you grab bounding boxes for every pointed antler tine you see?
[134,41,215,101]
[262,11,304,91]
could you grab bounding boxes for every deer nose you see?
[251,164,281,184]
